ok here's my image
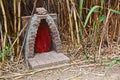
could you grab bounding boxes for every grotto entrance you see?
[22,8,69,69]
[34,19,52,53]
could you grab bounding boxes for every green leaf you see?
[106,59,116,74]
[99,15,106,22]
[84,6,100,27]
[28,70,36,73]
[101,0,104,10]
[5,46,9,50]
[0,52,2,59]
[79,0,84,18]
[108,8,120,14]
[83,8,99,12]
[116,59,120,63]
[83,8,90,11]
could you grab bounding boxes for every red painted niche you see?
[34,19,52,53]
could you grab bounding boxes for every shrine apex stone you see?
[36,8,48,15]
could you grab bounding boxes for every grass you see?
[106,59,120,74]
[84,5,100,28]
[0,46,12,62]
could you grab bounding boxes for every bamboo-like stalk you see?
[0,0,7,48]
[16,0,21,56]
[78,0,84,41]
[73,6,80,44]
[48,0,50,12]
[0,22,3,50]
[2,33,7,62]
[118,22,120,44]
[66,0,74,44]
[61,1,64,28]
[10,21,27,50]
[62,1,67,27]
[99,10,111,59]
[79,0,83,18]
[13,0,17,57]
[57,0,60,26]
[116,1,120,44]
[14,0,17,34]
[51,0,56,12]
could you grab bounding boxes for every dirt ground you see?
[0,60,119,80]
[15,62,120,80]
[0,56,120,80]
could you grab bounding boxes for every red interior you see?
[35,23,52,53]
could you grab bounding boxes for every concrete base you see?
[28,51,70,69]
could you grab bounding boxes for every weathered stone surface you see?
[28,58,39,69]
[36,8,48,15]
[28,51,70,69]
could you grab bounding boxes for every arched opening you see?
[22,8,70,69]
[34,19,52,53]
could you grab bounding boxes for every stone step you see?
[28,51,70,69]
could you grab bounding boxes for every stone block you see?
[28,51,70,69]
[28,58,39,69]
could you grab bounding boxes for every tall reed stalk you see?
[66,0,74,44]
[73,4,80,45]
[13,0,17,34]
[0,0,7,48]
[17,0,21,57]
